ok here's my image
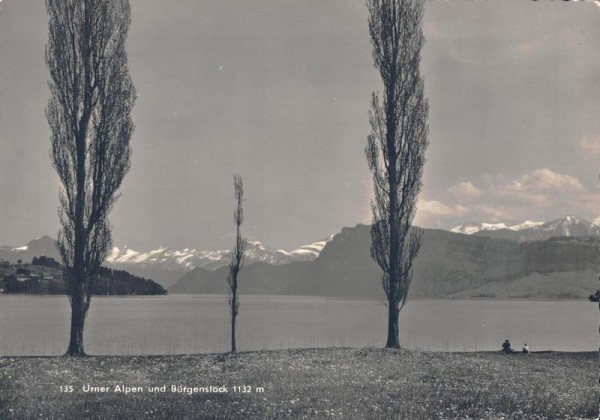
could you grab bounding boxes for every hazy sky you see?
[0,0,598,250]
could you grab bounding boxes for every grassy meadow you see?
[0,348,597,419]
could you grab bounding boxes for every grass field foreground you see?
[0,348,596,419]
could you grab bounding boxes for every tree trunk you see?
[231,313,237,353]
[385,300,400,348]
[231,288,237,353]
[66,282,88,357]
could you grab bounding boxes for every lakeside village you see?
[0,257,166,296]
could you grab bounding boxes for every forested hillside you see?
[0,257,166,295]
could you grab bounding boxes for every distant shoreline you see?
[166,293,595,302]
[0,292,592,302]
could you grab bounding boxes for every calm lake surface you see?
[0,294,596,356]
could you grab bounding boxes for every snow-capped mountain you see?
[451,216,600,241]
[0,235,333,287]
[107,246,228,271]
[0,235,60,263]
[508,220,545,231]
[275,239,330,259]
[533,216,600,237]
[450,222,509,235]
[106,237,332,273]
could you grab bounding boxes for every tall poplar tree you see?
[365,0,429,348]
[46,0,136,356]
[227,174,247,353]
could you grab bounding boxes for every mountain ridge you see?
[0,235,333,287]
[451,216,599,242]
[169,224,599,299]
[2,215,597,290]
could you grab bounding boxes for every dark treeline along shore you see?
[0,257,166,296]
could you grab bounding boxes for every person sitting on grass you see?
[522,343,529,354]
[501,339,514,354]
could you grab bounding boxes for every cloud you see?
[516,168,584,192]
[579,135,600,158]
[414,199,470,228]
[418,200,469,216]
[448,181,482,199]
[447,169,587,212]
[490,169,596,218]
[419,168,598,229]
[492,169,586,208]
[593,216,600,226]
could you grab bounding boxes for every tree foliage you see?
[46,0,135,356]
[227,173,247,353]
[365,0,428,348]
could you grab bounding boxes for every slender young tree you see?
[365,0,429,349]
[227,173,247,353]
[46,0,136,356]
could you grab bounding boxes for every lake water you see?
[0,295,596,356]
